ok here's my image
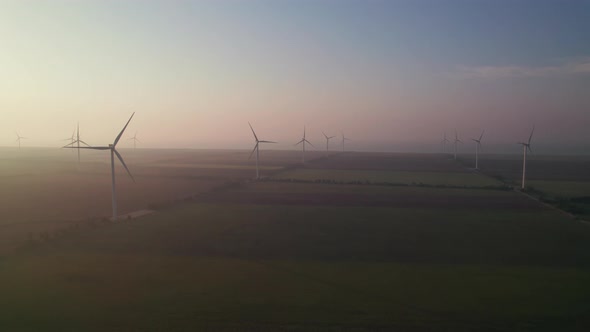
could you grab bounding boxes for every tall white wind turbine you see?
[63,123,90,164]
[295,126,315,164]
[471,130,485,169]
[15,132,26,149]
[518,126,535,190]
[341,133,351,152]
[65,113,136,220]
[322,131,335,157]
[248,122,276,180]
[453,130,463,160]
[128,131,141,150]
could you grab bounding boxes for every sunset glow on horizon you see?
[1,0,589,153]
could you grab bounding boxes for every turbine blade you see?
[295,139,304,146]
[63,146,110,150]
[114,112,135,146]
[305,139,316,149]
[259,140,276,143]
[528,125,535,145]
[114,149,135,183]
[479,130,485,141]
[78,140,91,147]
[248,122,258,142]
[248,143,258,160]
[322,131,328,139]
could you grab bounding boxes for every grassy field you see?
[3,194,590,330]
[528,180,590,198]
[2,150,590,331]
[3,255,590,331]
[273,168,503,187]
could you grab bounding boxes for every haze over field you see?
[1,0,589,153]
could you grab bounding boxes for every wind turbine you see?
[295,126,315,164]
[441,132,450,153]
[322,131,335,157]
[128,131,141,150]
[15,132,26,149]
[453,130,462,160]
[62,129,75,149]
[341,133,351,152]
[518,126,535,190]
[471,130,485,169]
[248,122,276,180]
[65,113,136,221]
[63,123,90,164]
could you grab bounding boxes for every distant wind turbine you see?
[63,123,90,164]
[295,126,315,164]
[453,130,462,160]
[322,131,335,157]
[471,130,485,169]
[15,132,26,149]
[128,131,141,150]
[248,122,276,180]
[341,133,351,152]
[518,126,535,190]
[441,132,450,153]
[65,113,136,221]
[62,129,75,150]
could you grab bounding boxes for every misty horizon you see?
[1,1,589,154]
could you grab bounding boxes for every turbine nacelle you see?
[517,126,534,152]
[247,122,276,178]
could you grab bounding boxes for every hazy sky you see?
[1,0,589,153]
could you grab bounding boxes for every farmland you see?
[272,169,503,187]
[1,149,590,331]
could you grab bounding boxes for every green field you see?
[2,151,590,331]
[273,169,503,187]
[529,180,590,198]
[2,198,590,331]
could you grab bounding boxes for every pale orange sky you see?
[1,1,589,153]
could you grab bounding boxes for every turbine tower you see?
[453,130,462,160]
[15,132,26,149]
[63,123,90,164]
[295,126,315,164]
[518,126,535,190]
[471,130,485,169]
[128,131,141,150]
[441,132,450,153]
[341,133,351,152]
[248,122,276,180]
[322,131,335,157]
[65,113,136,221]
